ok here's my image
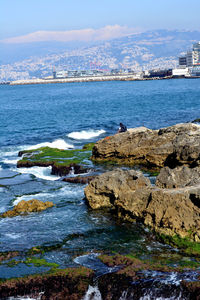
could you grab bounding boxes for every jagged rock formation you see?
[84,169,151,209]
[92,123,200,169]
[1,199,54,218]
[156,166,200,188]
[84,167,200,242]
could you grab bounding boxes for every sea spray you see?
[12,166,60,181]
[68,129,106,140]
[13,184,84,206]
[26,138,74,150]
[82,285,102,300]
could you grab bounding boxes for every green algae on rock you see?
[17,145,93,176]
[18,145,92,166]
[1,199,54,218]
[157,233,200,256]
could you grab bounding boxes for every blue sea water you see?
[0,78,200,280]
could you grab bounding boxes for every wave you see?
[16,166,60,181]
[2,158,19,165]
[67,129,106,140]
[13,185,84,206]
[26,139,74,150]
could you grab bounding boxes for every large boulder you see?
[92,123,200,169]
[85,168,200,242]
[84,169,151,210]
[144,186,200,241]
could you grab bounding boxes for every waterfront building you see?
[179,42,200,68]
[54,70,68,78]
[190,66,200,76]
[172,67,189,77]
[179,56,187,66]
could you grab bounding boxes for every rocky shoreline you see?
[2,122,200,299]
[85,123,200,246]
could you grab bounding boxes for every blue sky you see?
[1,0,200,43]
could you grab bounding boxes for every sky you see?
[1,0,200,43]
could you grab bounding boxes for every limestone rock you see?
[84,169,151,209]
[1,199,54,218]
[156,166,200,188]
[92,123,200,169]
[85,167,200,242]
[144,186,200,240]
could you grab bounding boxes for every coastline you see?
[3,74,199,86]
[8,74,172,86]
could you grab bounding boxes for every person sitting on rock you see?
[118,122,127,133]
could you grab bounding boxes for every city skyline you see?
[1,0,200,43]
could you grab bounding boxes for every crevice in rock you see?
[146,193,152,209]
[164,153,182,169]
[190,194,200,209]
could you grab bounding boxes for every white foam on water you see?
[1,145,25,157]
[0,205,6,212]
[0,145,25,165]
[8,293,43,300]
[13,185,84,206]
[4,233,22,239]
[139,293,184,300]
[16,166,60,181]
[2,158,19,165]
[0,188,5,193]
[26,139,74,150]
[68,129,106,140]
[82,285,102,300]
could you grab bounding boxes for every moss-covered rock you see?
[18,146,92,167]
[0,266,94,299]
[1,199,54,218]
[17,146,93,176]
[157,233,200,256]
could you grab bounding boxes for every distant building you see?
[178,41,200,68]
[179,56,187,66]
[190,66,200,77]
[54,70,68,78]
[172,67,189,77]
[148,69,172,78]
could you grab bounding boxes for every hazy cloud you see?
[1,25,141,44]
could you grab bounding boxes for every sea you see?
[1,78,200,299]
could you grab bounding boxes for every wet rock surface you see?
[51,163,89,176]
[92,123,200,169]
[63,175,96,184]
[98,254,200,300]
[0,267,93,299]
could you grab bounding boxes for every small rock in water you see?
[1,199,54,218]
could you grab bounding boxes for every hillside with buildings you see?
[1,29,200,82]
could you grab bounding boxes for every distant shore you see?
[1,74,200,86]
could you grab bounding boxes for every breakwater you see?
[9,74,172,85]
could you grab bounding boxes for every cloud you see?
[1,25,141,44]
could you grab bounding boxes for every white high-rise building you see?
[178,41,200,67]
